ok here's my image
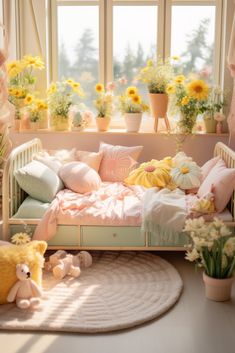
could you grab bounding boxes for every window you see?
[0,0,3,49]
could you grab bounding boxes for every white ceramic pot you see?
[203,272,234,302]
[95,117,111,132]
[124,113,142,132]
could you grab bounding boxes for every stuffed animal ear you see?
[31,241,47,255]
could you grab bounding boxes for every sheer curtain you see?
[228,9,235,149]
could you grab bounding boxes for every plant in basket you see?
[47,79,84,131]
[184,217,235,301]
[24,96,48,131]
[118,86,149,132]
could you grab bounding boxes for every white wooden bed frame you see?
[2,139,235,250]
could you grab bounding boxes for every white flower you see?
[213,217,225,228]
[11,232,31,245]
[214,112,225,122]
[184,217,205,232]
[209,228,220,240]
[185,248,200,262]
[224,237,235,257]
[220,225,231,237]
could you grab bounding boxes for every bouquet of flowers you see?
[184,217,235,279]
[24,96,48,123]
[94,83,114,118]
[137,57,175,94]
[118,86,149,114]
[167,76,209,133]
[7,55,44,119]
[200,85,226,122]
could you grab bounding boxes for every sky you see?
[58,4,215,66]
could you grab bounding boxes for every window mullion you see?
[164,0,171,58]
[158,0,165,58]
[106,0,113,83]
[214,0,223,86]
[99,0,105,83]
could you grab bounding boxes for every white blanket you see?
[142,188,187,232]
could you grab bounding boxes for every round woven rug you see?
[0,251,183,333]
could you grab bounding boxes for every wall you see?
[9,131,229,166]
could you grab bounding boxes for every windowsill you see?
[13,128,229,136]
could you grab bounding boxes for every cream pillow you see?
[59,161,101,194]
[76,150,103,172]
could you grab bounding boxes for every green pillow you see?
[13,196,50,219]
[14,160,64,203]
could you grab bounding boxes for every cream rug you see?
[0,251,183,333]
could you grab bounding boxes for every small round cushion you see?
[59,161,101,194]
[171,161,202,190]
[125,158,173,189]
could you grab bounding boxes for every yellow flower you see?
[132,94,141,104]
[23,55,44,70]
[187,80,209,101]
[166,84,175,94]
[147,59,153,67]
[95,83,104,92]
[171,55,180,61]
[66,78,75,85]
[36,99,47,110]
[174,75,185,84]
[11,232,31,245]
[47,82,57,94]
[180,166,189,174]
[181,96,190,106]
[24,94,34,105]
[126,86,138,97]
[7,60,23,77]
[141,103,149,112]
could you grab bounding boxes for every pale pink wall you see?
[9,131,230,166]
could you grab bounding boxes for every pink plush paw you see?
[16,298,30,309]
[30,297,41,308]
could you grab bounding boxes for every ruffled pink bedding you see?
[33,182,146,241]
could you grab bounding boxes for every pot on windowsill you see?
[95,116,111,132]
[14,119,21,132]
[203,272,234,302]
[29,121,39,131]
[50,114,70,131]
[148,92,169,132]
[203,113,216,133]
[124,112,142,132]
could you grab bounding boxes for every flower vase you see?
[203,272,234,302]
[178,112,197,134]
[50,114,70,131]
[95,117,111,132]
[203,114,216,133]
[124,113,142,132]
[39,111,48,129]
[216,121,223,134]
[20,110,30,130]
[148,93,170,132]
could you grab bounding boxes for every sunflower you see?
[166,84,175,94]
[7,61,23,77]
[23,55,44,70]
[11,232,31,245]
[187,79,209,101]
[66,78,75,85]
[132,94,141,104]
[181,96,190,106]
[47,83,57,94]
[36,99,47,110]
[24,94,34,105]
[95,83,104,93]
[126,86,138,97]
[174,75,185,84]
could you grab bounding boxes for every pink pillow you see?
[201,156,220,180]
[98,142,143,182]
[198,159,235,212]
[59,162,101,194]
[75,150,103,172]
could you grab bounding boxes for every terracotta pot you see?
[149,93,169,132]
[203,272,234,302]
[20,110,30,130]
[50,115,70,131]
[124,113,142,132]
[95,117,111,132]
[14,119,21,132]
[29,121,39,131]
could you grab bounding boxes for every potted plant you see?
[7,55,45,130]
[200,86,226,133]
[118,86,149,132]
[47,79,84,131]
[138,57,174,132]
[184,217,235,301]
[167,76,209,134]
[94,83,114,132]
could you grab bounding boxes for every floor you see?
[0,252,235,353]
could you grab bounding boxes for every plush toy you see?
[44,250,92,280]
[191,189,216,214]
[7,264,42,309]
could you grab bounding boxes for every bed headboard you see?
[2,138,42,238]
[214,142,235,220]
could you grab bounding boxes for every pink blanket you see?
[33,182,146,241]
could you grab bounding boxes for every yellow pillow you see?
[0,241,47,304]
[125,158,175,189]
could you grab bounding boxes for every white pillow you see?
[59,161,101,194]
[33,151,62,175]
[75,150,103,172]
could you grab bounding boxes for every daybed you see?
[2,138,235,250]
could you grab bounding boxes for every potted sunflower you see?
[94,83,114,132]
[167,76,209,134]
[138,57,174,132]
[118,86,149,132]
